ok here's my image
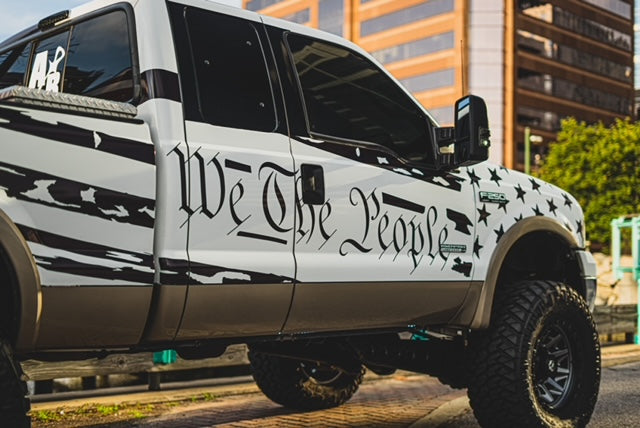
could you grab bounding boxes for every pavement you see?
[29,342,640,427]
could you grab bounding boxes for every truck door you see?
[167,3,296,340]
[280,32,478,333]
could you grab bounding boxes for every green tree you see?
[536,118,640,252]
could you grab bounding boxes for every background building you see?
[244,0,634,170]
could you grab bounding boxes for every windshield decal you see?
[28,46,66,92]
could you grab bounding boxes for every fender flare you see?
[470,216,579,329]
[0,209,41,352]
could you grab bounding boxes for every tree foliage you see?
[536,118,640,251]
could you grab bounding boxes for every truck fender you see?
[470,216,579,329]
[0,208,41,352]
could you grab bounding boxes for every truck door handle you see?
[300,164,325,205]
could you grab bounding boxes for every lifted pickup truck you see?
[0,1,600,426]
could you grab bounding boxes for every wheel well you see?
[0,246,20,344]
[495,231,584,298]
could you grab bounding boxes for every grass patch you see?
[97,404,121,416]
[189,392,217,403]
[34,409,62,423]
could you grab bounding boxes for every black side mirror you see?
[434,95,490,169]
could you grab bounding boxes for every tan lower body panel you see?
[174,283,294,340]
[282,281,482,334]
[35,286,153,349]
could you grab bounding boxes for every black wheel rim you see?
[532,323,575,409]
[300,362,342,385]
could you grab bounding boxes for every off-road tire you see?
[467,280,600,428]
[0,337,30,427]
[248,350,364,410]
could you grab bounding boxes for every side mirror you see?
[434,95,490,169]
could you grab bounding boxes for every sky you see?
[0,0,242,42]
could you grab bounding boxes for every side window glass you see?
[0,44,32,89]
[64,11,134,102]
[287,34,432,164]
[28,31,70,93]
[182,8,276,132]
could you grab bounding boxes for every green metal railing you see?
[611,215,640,344]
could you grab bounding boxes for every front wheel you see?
[467,280,600,427]
[248,349,364,410]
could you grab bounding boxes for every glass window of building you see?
[371,31,454,64]
[361,0,454,37]
[517,106,561,132]
[319,0,344,37]
[283,8,310,24]
[400,68,455,93]
[519,2,631,51]
[428,106,454,125]
[583,0,631,19]
[517,67,631,115]
[287,34,433,164]
[246,0,280,11]
[517,30,632,82]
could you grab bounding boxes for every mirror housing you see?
[434,95,490,169]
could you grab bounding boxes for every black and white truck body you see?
[0,1,600,426]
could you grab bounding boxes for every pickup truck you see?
[0,1,600,427]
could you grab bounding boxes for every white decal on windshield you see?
[28,46,66,92]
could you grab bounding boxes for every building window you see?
[518,68,632,115]
[517,106,561,132]
[287,34,433,164]
[63,11,134,102]
[246,0,280,11]
[518,30,632,82]
[428,105,454,125]
[360,0,454,37]
[400,68,455,93]
[371,31,454,64]
[0,43,32,89]
[319,0,344,37]
[519,2,631,51]
[172,6,277,132]
[283,8,310,24]
[583,0,631,19]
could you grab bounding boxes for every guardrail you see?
[22,344,249,394]
[594,304,637,342]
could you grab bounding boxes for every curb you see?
[411,344,640,427]
[408,396,470,428]
[30,377,260,413]
[601,343,640,368]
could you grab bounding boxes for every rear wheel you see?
[0,337,30,427]
[248,349,364,410]
[468,280,600,427]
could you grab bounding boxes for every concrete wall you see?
[468,0,505,165]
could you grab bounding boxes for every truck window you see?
[64,11,134,102]
[27,30,70,93]
[170,4,277,132]
[0,44,32,89]
[287,34,433,165]
[24,10,134,102]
